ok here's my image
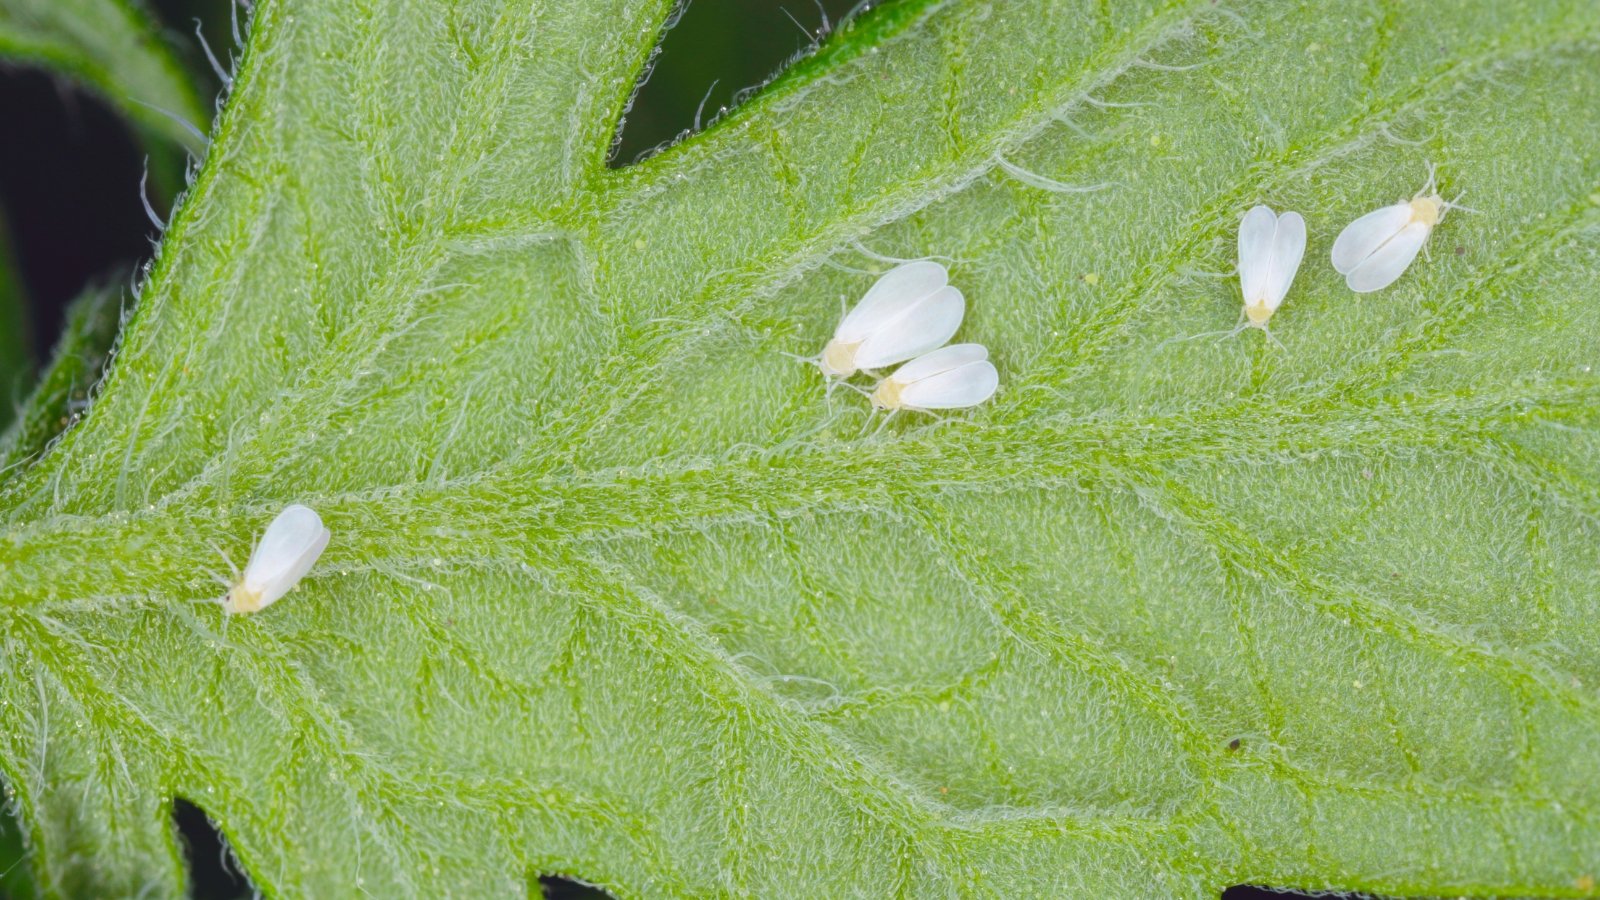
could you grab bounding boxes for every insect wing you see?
[1331,203,1411,274]
[853,285,965,369]
[889,342,989,384]
[834,261,949,343]
[1237,205,1279,305]
[1261,210,1306,311]
[245,504,331,606]
[1345,220,1429,293]
[898,360,999,409]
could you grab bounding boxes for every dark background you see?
[0,0,1413,897]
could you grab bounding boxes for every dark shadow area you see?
[1223,887,1452,899]
[0,777,35,900]
[172,798,252,900]
[611,0,866,165]
[537,872,617,900]
[0,70,156,364]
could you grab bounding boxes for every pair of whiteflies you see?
[804,260,999,415]
[1236,169,1467,331]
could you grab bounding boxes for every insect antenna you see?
[1376,122,1428,147]
[779,7,816,41]
[1176,264,1237,281]
[1441,190,1477,218]
[1420,160,1440,196]
[1256,324,1287,352]
[821,257,878,275]
[809,403,856,436]
[854,409,878,439]
[1082,95,1152,110]
[1158,319,1248,350]
[206,539,240,580]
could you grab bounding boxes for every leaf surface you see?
[0,282,121,480]
[1,0,1599,896]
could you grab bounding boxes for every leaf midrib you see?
[0,372,1588,607]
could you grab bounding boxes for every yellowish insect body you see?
[870,376,904,411]
[1408,194,1442,227]
[223,583,266,615]
[819,340,861,378]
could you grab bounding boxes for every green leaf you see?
[0,0,209,152]
[2,0,1599,896]
[0,281,121,483]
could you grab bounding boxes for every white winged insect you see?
[220,504,331,615]
[1331,166,1467,293]
[870,343,999,421]
[1237,205,1307,329]
[811,261,965,380]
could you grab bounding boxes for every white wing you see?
[1237,205,1279,306]
[1330,203,1411,274]
[834,261,949,342]
[245,504,331,606]
[1344,220,1429,293]
[898,361,1000,410]
[853,285,965,369]
[1260,210,1306,312]
[889,342,989,383]
[260,526,330,608]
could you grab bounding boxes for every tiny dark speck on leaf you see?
[1227,738,1241,751]
[1455,245,1465,256]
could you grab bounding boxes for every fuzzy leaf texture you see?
[2,0,1599,897]
[0,284,122,478]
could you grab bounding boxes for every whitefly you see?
[219,504,331,615]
